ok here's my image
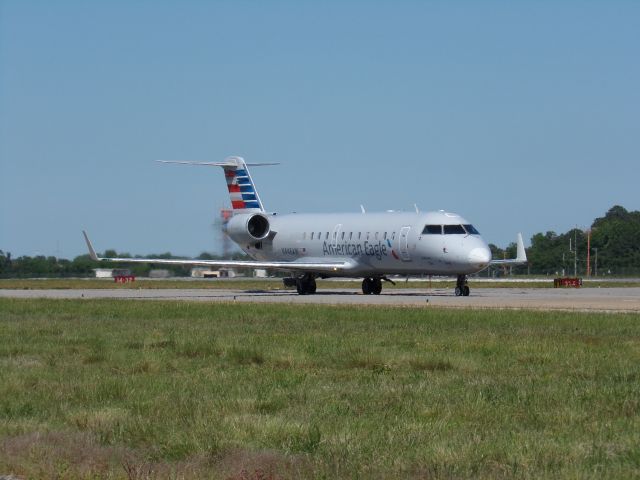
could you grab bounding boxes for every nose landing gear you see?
[455,274,470,296]
[362,277,383,295]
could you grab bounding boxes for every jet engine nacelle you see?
[225,213,271,244]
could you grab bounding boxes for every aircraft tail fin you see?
[157,156,277,213]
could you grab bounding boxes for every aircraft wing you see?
[82,231,352,273]
[490,233,528,265]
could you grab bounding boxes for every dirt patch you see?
[0,356,42,368]
[0,431,311,479]
[216,448,311,480]
[0,431,208,479]
[1,431,126,478]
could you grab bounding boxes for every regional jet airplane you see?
[83,156,526,296]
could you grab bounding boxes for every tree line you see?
[489,205,640,276]
[0,250,249,278]
[2,205,639,277]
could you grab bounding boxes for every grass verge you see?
[1,299,639,478]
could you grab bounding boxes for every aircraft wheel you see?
[372,278,382,295]
[297,276,316,295]
[463,285,470,296]
[362,278,373,295]
[307,278,317,294]
[454,286,462,296]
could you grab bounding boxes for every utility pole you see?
[574,228,577,277]
[587,230,591,277]
[594,248,598,277]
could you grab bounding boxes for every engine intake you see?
[247,214,269,239]
[225,213,271,243]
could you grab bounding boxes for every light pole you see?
[573,228,577,277]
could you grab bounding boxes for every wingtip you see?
[516,232,527,262]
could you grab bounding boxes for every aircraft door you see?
[399,226,411,261]
[332,224,343,248]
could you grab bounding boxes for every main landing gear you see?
[295,274,317,295]
[455,274,470,297]
[362,277,383,295]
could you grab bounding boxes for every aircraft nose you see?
[468,246,491,265]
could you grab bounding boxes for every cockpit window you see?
[443,224,466,234]
[422,225,442,235]
[463,224,480,235]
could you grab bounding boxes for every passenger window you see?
[302,232,306,240]
[366,232,370,240]
[443,225,466,234]
[325,232,329,240]
[463,224,480,235]
[358,232,362,240]
[311,232,314,240]
[423,225,442,235]
[341,232,345,240]
[383,232,387,240]
[349,232,353,240]
[391,232,395,240]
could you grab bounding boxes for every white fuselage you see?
[233,210,492,277]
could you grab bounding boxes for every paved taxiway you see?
[2,287,639,312]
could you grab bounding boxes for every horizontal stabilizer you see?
[156,160,280,167]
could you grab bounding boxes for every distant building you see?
[93,268,132,278]
[149,269,171,278]
[93,268,114,278]
[191,267,237,278]
[253,269,268,278]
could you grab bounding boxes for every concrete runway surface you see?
[2,287,639,312]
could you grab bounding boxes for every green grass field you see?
[1,299,639,479]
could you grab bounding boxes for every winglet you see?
[515,232,527,263]
[490,232,528,265]
[82,230,100,261]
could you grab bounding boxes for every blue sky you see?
[1,1,638,258]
